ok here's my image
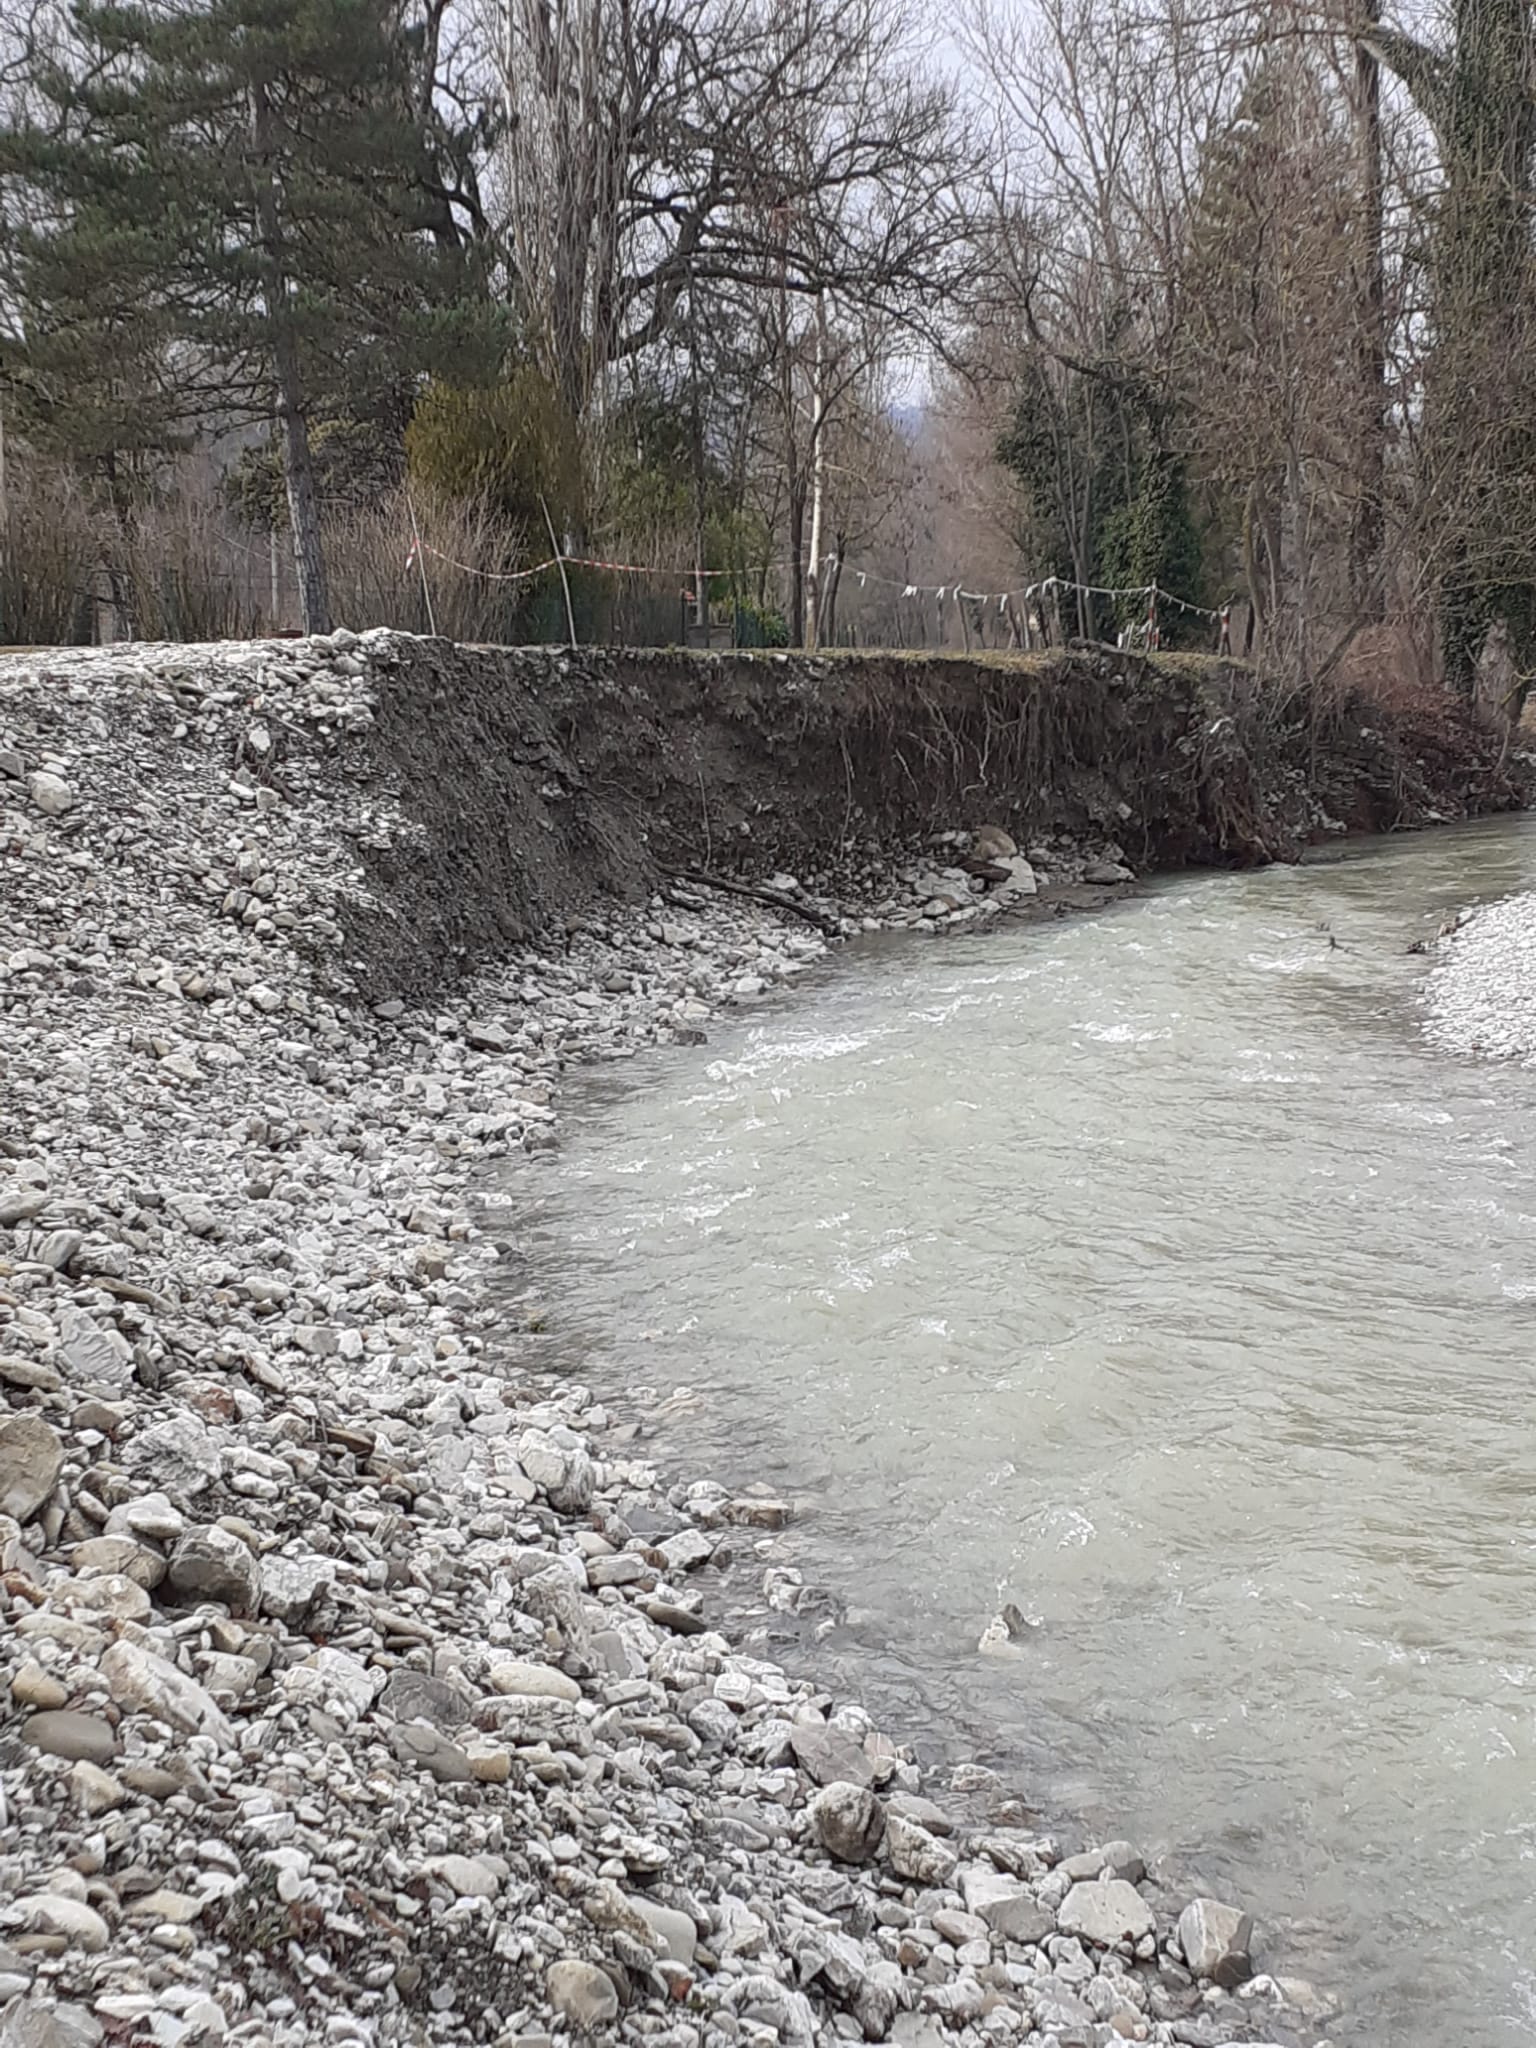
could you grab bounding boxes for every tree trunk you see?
[100,451,135,640]
[1369,0,1536,689]
[821,544,845,645]
[249,76,332,636]
[787,481,806,648]
[804,293,828,651]
[1351,8,1386,620]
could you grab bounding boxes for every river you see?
[509,815,1536,2046]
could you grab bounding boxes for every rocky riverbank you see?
[1,634,1348,2048]
[1422,893,1536,1061]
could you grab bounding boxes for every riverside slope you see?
[1,627,1501,2048]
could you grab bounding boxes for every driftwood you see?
[662,866,842,936]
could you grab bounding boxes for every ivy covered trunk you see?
[248,77,332,637]
[1370,0,1536,694]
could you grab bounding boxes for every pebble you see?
[21,1712,118,1765]
[790,1722,876,1789]
[11,1662,68,1710]
[68,1761,126,1815]
[421,1854,500,1899]
[3,1896,109,1953]
[489,1659,582,1702]
[99,1640,234,1747]
[545,1958,619,2028]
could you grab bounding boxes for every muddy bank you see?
[345,638,1529,1000]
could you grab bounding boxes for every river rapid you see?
[511,816,1536,2046]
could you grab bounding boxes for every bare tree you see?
[494,0,976,595]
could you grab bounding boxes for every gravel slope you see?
[1423,896,1536,1061]
[1,636,1322,2048]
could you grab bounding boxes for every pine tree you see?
[0,0,496,632]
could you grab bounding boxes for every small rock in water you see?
[791,1721,876,1789]
[1178,1895,1255,1985]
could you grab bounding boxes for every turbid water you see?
[513,816,1536,2046]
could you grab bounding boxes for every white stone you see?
[885,1813,957,1885]
[1056,1878,1156,1948]
[27,770,73,816]
[281,1647,377,1718]
[421,1854,500,1899]
[1178,1895,1254,1983]
[810,1781,885,1863]
[100,1638,235,1747]
[3,1893,109,1951]
[0,1415,64,1524]
[545,1959,618,2028]
[487,1659,581,1703]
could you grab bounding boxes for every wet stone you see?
[791,1722,877,1789]
[810,1781,886,1864]
[1178,1896,1254,1986]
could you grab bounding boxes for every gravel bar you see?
[1,635,1327,2048]
[1424,895,1536,1061]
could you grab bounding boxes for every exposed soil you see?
[343,639,1532,1001]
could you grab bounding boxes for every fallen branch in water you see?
[662,866,843,935]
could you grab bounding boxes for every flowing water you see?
[511,816,1536,2046]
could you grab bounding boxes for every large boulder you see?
[1056,1878,1156,1948]
[167,1524,261,1611]
[0,1415,63,1524]
[545,1959,618,2028]
[1177,1896,1254,1986]
[790,1721,875,1789]
[810,1781,886,1863]
[885,1813,958,1886]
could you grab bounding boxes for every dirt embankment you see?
[344,639,1530,999]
